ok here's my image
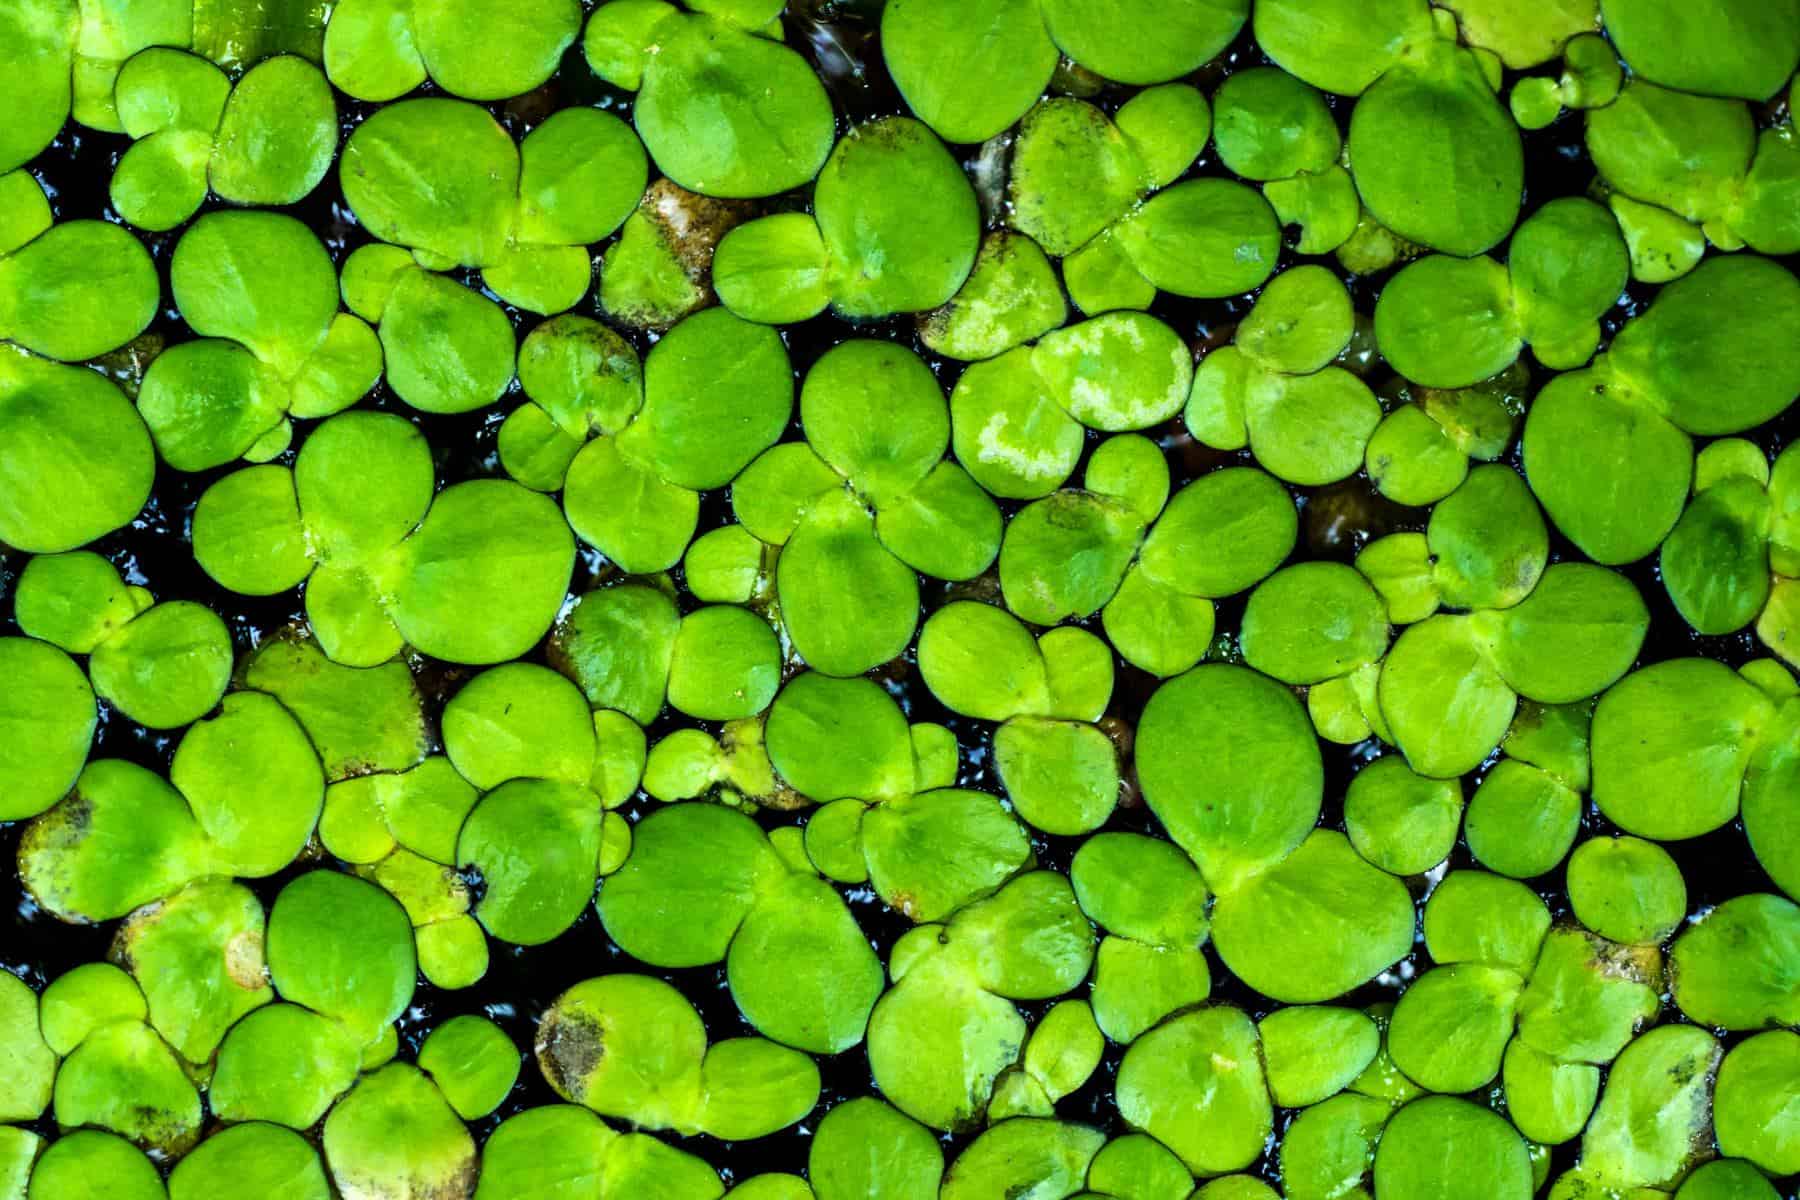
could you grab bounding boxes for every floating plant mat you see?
[2,0,1800,1198]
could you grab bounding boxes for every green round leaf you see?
[1502,1039,1599,1147]
[1521,369,1692,565]
[266,870,416,1046]
[169,1123,329,1200]
[1242,561,1388,685]
[193,467,314,595]
[470,1105,618,1200]
[211,1003,361,1129]
[881,0,1055,144]
[619,307,792,491]
[994,717,1119,836]
[920,232,1067,363]
[1669,893,1800,1029]
[0,971,53,1122]
[1592,658,1772,840]
[1373,1096,1531,1200]
[1375,254,1521,389]
[939,1119,1105,1200]
[549,583,678,726]
[1607,254,1800,436]
[379,270,517,415]
[1140,467,1298,599]
[861,789,1032,923]
[414,0,581,100]
[999,492,1144,626]
[1483,563,1648,703]
[1388,962,1523,1092]
[1567,836,1686,946]
[713,212,834,325]
[1348,55,1523,255]
[19,759,210,922]
[340,98,518,266]
[949,348,1085,501]
[1138,664,1322,891]
[209,56,337,206]
[809,1098,943,1200]
[457,778,602,946]
[171,691,323,876]
[388,480,575,665]
[815,118,981,318]
[1378,615,1517,779]
[726,873,884,1054]
[90,601,233,731]
[518,314,644,439]
[0,221,158,362]
[1116,1007,1269,1174]
[598,802,784,967]
[321,1064,476,1200]
[1423,869,1551,971]
[1344,755,1461,875]
[0,350,154,552]
[1214,67,1340,182]
[1259,1006,1380,1108]
[777,488,919,677]
[628,13,834,198]
[0,0,75,175]
[1113,178,1282,299]
[765,672,914,802]
[52,1018,200,1156]
[1211,829,1415,1002]
[443,665,596,791]
[26,1131,166,1200]
[1253,0,1433,95]
[1714,1030,1800,1175]
[1039,0,1247,84]
[802,340,947,503]
[0,636,96,821]
[1600,0,1798,101]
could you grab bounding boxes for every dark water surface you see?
[1,4,1794,1189]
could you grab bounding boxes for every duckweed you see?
[1,2,1798,1198]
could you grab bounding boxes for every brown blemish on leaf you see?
[1583,928,1664,989]
[19,790,96,923]
[224,929,268,990]
[885,889,919,920]
[644,179,752,285]
[425,1153,480,1200]
[535,1007,604,1103]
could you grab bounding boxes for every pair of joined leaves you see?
[712,117,981,322]
[195,409,574,666]
[0,0,331,173]
[1523,253,1800,565]
[1374,196,1630,390]
[18,690,323,923]
[137,211,382,472]
[1007,90,1281,312]
[1256,0,1524,257]
[1587,76,1800,262]
[1337,468,1648,777]
[0,173,158,366]
[725,339,998,676]
[342,96,647,315]
[108,49,335,231]
[884,0,1246,144]
[1592,656,1800,904]
[1187,264,1382,487]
